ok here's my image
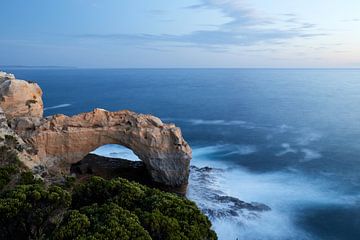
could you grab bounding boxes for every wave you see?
[163,118,253,128]
[189,119,247,126]
[44,103,71,111]
[192,144,258,168]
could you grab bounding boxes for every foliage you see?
[0,164,17,190]
[0,144,20,166]
[0,165,217,240]
[72,177,217,240]
[0,183,71,239]
[55,203,151,240]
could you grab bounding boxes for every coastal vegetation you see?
[0,152,217,240]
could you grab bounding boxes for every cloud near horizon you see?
[75,0,324,51]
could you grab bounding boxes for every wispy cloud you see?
[75,0,325,51]
[148,9,166,16]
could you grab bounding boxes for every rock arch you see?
[15,109,192,187]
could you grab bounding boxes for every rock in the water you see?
[0,72,43,119]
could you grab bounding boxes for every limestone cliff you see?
[1,71,192,187]
[0,71,43,120]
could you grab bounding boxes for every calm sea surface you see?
[5,68,360,240]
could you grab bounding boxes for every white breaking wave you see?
[188,145,357,240]
[44,103,71,111]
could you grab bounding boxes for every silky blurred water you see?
[5,68,360,240]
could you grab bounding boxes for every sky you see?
[1,0,360,68]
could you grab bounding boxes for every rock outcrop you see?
[14,109,192,186]
[1,71,192,187]
[0,71,43,120]
[0,107,33,168]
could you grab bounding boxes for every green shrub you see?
[0,145,20,166]
[0,164,17,190]
[53,210,90,240]
[0,183,71,239]
[0,174,217,240]
[56,203,151,240]
[73,177,217,240]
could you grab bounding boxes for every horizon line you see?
[2,66,360,70]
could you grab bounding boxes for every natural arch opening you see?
[70,144,152,184]
[91,144,141,161]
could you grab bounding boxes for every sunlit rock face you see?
[0,71,43,120]
[14,108,192,187]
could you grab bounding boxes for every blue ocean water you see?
[5,68,360,240]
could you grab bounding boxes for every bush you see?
[0,184,71,239]
[0,172,217,240]
[0,164,17,190]
[55,203,151,240]
[0,145,20,166]
[73,177,217,240]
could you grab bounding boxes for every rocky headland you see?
[0,71,192,188]
[0,71,217,239]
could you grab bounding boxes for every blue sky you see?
[1,0,359,68]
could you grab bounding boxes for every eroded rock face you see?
[0,71,43,120]
[1,71,192,187]
[14,108,192,187]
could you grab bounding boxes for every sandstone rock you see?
[15,108,192,187]
[0,72,43,119]
[0,71,15,82]
[1,71,192,187]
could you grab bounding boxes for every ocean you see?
[5,68,360,240]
